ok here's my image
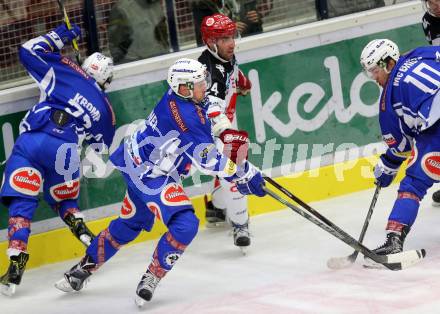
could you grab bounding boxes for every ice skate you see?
[232,222,250,255]
[63,212,95,247]
[205,200,226,228]
[0,252,29,296]
[134,270,161,307]
[432,190,440,207]
[364,226,410,269]
[55,255,95,292]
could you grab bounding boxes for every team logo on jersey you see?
[164,252,181,267]
[50,179,80,202]
[147,202,162,221]
[382,133,397,146]
[216,64,225,77]
[161,183,191,206]
[9,167,42,196]
[120,192,136,219]
[421,152,440,180]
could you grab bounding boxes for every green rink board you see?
[0,24,426,230]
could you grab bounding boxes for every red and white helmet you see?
[201,13,237,44]
[81,52,114,90]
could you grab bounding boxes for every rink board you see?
[0,2,423,270]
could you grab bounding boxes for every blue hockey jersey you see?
[110,89,237,185]
[380,46,440,159]
[18,35,116,148]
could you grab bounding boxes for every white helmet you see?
[81,52,114,89]
[360,39,400,72]
[167,58,210,99]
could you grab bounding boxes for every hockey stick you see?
[262,182,425,270]
[327,185,381,269]
[57,0,81,64]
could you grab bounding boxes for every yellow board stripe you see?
[0,156,406,272]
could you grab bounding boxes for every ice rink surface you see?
[2,184,440,314]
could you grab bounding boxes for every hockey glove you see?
[220,129,249,165]
[374,152,403,187]
[45,23,81,50]
[235,162,266,197]
[237,70,252,95]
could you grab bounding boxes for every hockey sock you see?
[86,217,141,267]
[148,210,198,278]
[388,192,420,227]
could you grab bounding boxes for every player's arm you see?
[182,124,264,196]
[374,130,412,187]
[19,24,81,86]
[237,69,252,95]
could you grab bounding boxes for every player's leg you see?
[432,189,440,206]
[135,181,199,305]
[0,136,43,295]
[45,180,95,247]
[217,177,251,250]
[55,187,155,292]
[365,133,436,267]
[205,177,227,227]
[39,134,95,247]
[0,197,38,296]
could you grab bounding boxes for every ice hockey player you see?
[0,24,116,295]
[360,39,440,267]
[421,0,440,205]
[54,58,266,307]
[198,13,253,252]
[422,0,440,45]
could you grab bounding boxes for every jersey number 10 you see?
[403,62,440,94]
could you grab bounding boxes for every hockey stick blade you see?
[262,185,426,271]
[327,252,357,270]
[329,248,426,270]
[383,248,426,270]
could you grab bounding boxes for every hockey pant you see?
[86,178,199,278]
[211,177,249,225]
[387,124,440,231]
[0,132,81,256]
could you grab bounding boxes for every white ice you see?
[1,185,440,314]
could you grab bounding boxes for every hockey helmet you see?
[201,13,237,44]
[167,58,211,99]
[360,39,399,77]
[82,52,114,89]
